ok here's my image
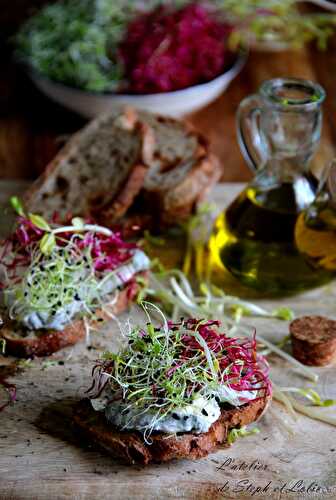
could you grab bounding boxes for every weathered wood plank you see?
[0,182,335,500]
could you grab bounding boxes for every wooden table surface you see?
[1,6,336,499]
[1,3,336,182]
[1,182,336,500]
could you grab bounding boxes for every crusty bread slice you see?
[73,396,269,465]
[25,108,154,222]
[144,153,221,226]
[138,112,222,225]
[1,273,145,358]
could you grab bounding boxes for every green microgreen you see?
[28,214,51,231]
[41,360,59,370]
[4,233,127,330]
[10,197,25,217]
[90,310,270,441]
[281,387,336,408]
[272,307,294,321]
[1,205,145,331]
[217,0,336,49]
[273,385,336,427]
[143,231,166,247]
[276,334,291,349]
[15,0,132,92]
[14,0,336,97]
[17,359,33,369]
[227,425,260,445]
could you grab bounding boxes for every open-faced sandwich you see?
[0,205,150,358]
[74,316,271,464]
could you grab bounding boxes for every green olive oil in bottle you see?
[209,78,333,295]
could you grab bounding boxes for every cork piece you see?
[290,315,336,366]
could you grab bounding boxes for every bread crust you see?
[160,153,222,225]
[142,121,221,226]
[1,273,146,358]
[290,315,336,366]
[24,109,154,220]
[98,164,148,224]
[24,108,221,229]
[95,114,156,224]
[73,396,269,465]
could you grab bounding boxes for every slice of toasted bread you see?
[25,108,154,222]
[1,273,145,358]
[98,163,148,223]
[146,153,221,226]
[139,112,221,226]
[73,396,269,465]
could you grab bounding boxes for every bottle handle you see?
[236,94,268,172]
[319,158,336,200]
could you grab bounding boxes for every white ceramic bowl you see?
[28,54,247,118]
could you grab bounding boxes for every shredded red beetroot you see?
[120,2,234,93]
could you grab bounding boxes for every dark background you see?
[1,1,336,182]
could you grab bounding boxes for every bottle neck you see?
[254,154,315,185]
[252,158,318,212]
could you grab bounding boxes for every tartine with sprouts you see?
[0,199,150,357]
[74,312,271,464]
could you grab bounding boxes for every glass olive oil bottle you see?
[210,181,333,295]
[209,78,333,295]
[295,160,336,273]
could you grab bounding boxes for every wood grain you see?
[0,182,335,500]
[1,2,336,182]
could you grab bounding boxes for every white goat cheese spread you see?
[4,249,150,331]
[104,396,221,434]
[91,386,259,434]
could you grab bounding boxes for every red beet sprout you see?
[88,317,272,407]
[0,214,140,288]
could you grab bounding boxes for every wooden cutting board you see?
[1,182,335,500]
